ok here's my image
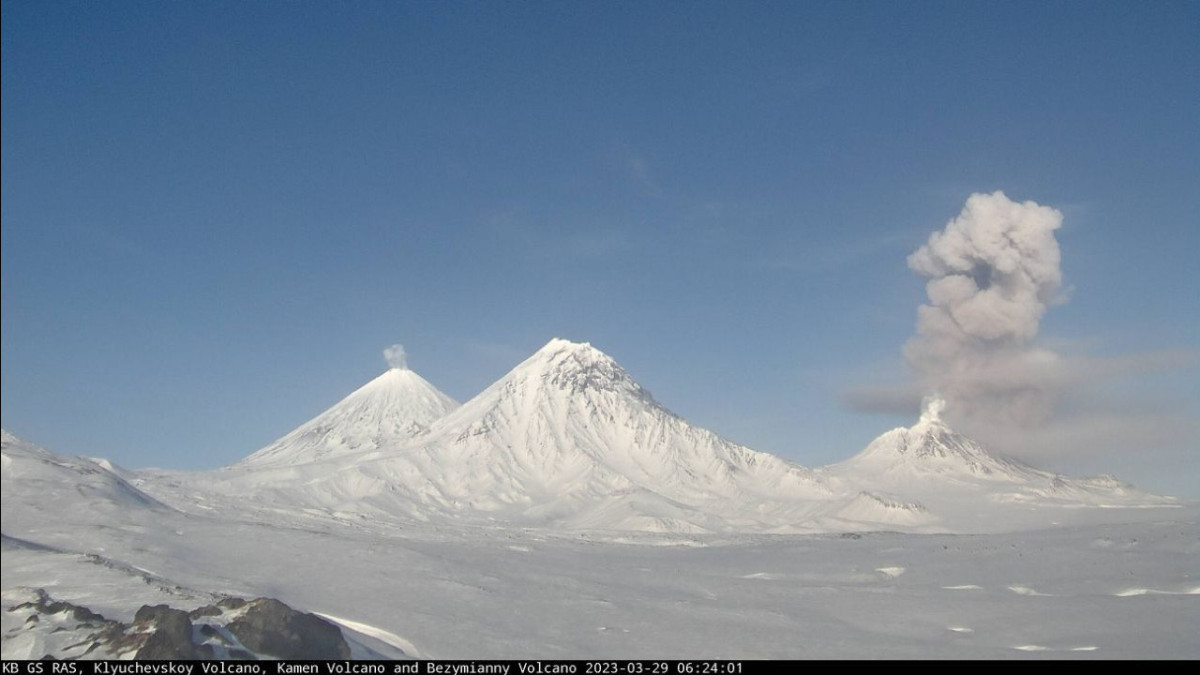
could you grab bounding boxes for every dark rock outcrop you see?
[226,598,351,659]
[4,589,351,660]
[133,605,207,660]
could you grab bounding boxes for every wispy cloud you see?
[620,144,663,197]
[382,344,407,370]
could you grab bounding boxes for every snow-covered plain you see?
[3,481,1196,659]
[3,339,1197,658]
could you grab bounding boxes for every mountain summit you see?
[227,338,831,531]
[833,396,1042,481]
[206,342,1176,533]
[823,397,1177,528]
[238,358,458,468]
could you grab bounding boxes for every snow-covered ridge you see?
[1,431,169,516]
[134,338,1173,533]
[207,338,834,532]
[3,339,1181,535]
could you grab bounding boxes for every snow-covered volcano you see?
[222,339,833,532]
[830,398,1046,483]
[129,340,1179,534]
[822,398,1178,530]
[238,364,458,468]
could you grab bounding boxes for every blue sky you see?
[3,1,1197,495]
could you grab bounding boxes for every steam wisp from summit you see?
[918,395,946,425]
[384,344,408,370]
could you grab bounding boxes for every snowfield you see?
[2,339,1197,659]
[3,490,1196,659]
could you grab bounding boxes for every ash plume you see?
[905,190,1066,427]
[842,190,1196,463]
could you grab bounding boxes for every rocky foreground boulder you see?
[1,588,350,659]
[225,597,351,660]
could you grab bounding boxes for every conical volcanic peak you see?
[237,364,459,468]
[423,338,675,440]
[513,338,663,406]
[823,399,1180,528]
[263,337,834,530]
[837,399,1035,478]
[176,340,1178,533]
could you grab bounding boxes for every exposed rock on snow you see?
[833,492,933,528]
[225,597,351,660]
[134,604,208,659]
[0,589,350,660]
